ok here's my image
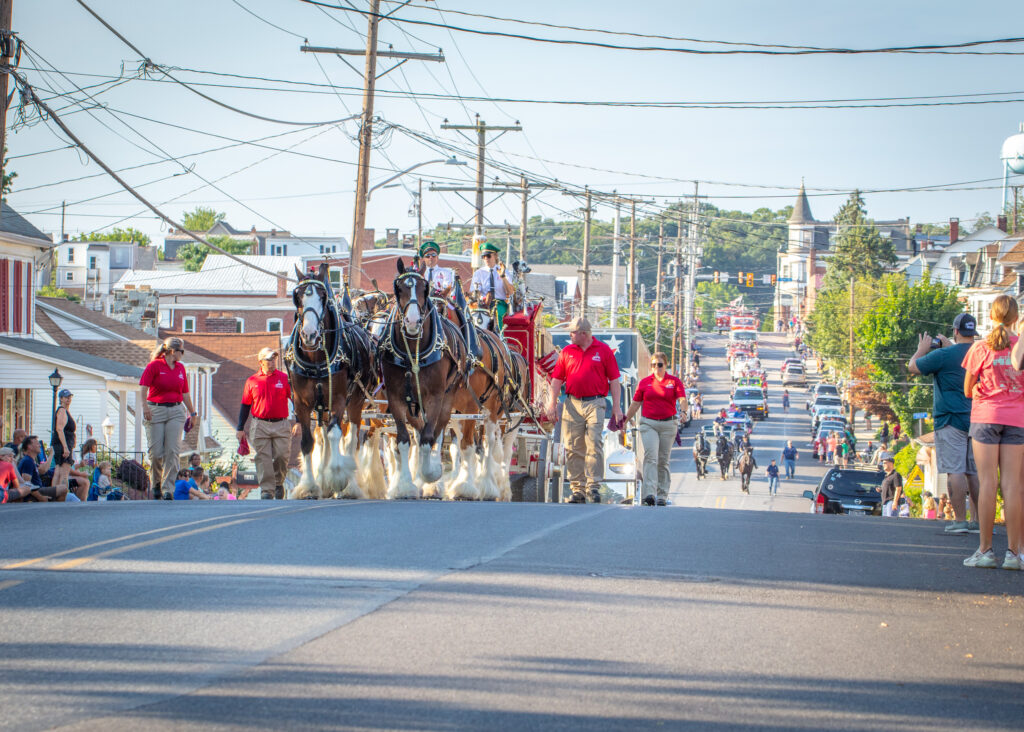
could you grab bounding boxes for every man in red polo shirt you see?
[544,317,623,503]
[237,347,292,499]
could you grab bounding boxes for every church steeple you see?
[788,180,814,224]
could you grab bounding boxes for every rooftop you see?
[0,336,142,379]
[0,203,50,245]
[115,255,303,295]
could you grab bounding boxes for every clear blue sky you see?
[9,0,1024,245]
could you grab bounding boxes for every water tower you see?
[1002,123,1024,214]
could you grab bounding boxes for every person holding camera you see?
[908,313,980,535]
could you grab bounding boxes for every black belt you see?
[147,401,182,406]
[254,416,286,422]
[645,415,676,422]
[571,395,604,402]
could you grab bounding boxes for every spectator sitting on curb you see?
[0,447,30,503]
[174,469,209,500]
[17,435,67,502]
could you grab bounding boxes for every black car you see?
[803,467,884,516]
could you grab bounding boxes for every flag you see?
[537,349,559,375]
[728,296,744,307]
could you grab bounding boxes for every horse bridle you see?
[295,279,331,348]
[395,272,431,334]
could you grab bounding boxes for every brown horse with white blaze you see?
[377,261,467,498]
[286,263,377,499]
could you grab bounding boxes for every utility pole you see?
[673,209,683,373]
[849,275,855,422]
[581,188,592,320]
[684,183,699,364]
[655,220,664,351]
[440,115,521,265]
[519,174,528,261]
[628,200,637,329]
[301,7,444,289]
[0,0,13,220]
[346,0,379,289]
[610,199,620,327]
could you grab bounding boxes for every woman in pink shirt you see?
[962,295,1024,569]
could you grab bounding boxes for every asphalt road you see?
[670,332,830,513]
[2,493,1023,730]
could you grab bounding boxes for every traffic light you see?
[771,274,777,286]
[746,272,754,287]
[714,271,720,284]
[737,270,744,283]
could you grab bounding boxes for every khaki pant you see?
[250,418,290,497]
[562,396,605,497]
[145,402,185,497]
[638,417,675,500]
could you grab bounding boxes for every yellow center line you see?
[2,503,308,571]
[0,579,23,591]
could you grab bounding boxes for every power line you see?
[302,0,1024,56]
[73,0,359,126]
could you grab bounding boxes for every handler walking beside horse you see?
[237,347,291,500]
[623,351,687,506]
[544,317,623,504]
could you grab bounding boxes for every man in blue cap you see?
[469,240,511,331]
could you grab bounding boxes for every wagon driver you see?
[469,240,512,332]
[236,347,292,500]
[418,240,455,299]
[544,317,623,504]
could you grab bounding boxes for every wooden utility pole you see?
[628,200,637,328]
[347,0,381,289]
[519,174,528,261]
[0,0,13,219]
[849,275,855,422]
[301,7,444,289]
[440,116,521,264]
[655,220,664,351]
[673,210,684,373]
[581,188,592,319]
[683,183,699,363]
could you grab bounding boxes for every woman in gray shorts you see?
[962,295,1024,569]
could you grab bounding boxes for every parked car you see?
[803,467,884,515]
[780,358,803,375]
[812,408,846,432]
[782,363,807,387]
[732,386,769,420]
[810,397,843,418]
[807,384,840,408]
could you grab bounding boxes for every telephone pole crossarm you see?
[301,45,445,63]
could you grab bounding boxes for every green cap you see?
[480,241,501,255]
[419,240,440,256]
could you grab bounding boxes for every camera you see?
[930,336,943,350]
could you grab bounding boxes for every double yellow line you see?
[2,502,335,573]
[714,496,727,509]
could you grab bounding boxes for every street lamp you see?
[366,156,465,200]
[48,368,62,446]
[101,416,114,449]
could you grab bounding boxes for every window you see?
[182,316,196,333]
[271,244,287,256]
[65,271,73,282]
[267,318,282,333]
[67,247,74,263]
[89,256,97,269]
[235,318,245,333]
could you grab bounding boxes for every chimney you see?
[950,218,959,244]
[998,214,1008,233]
[251,226,257,235]
[276,272,287,298]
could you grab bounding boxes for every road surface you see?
[1,492,1022,730]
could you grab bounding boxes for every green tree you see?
[181,206,225,231]
[856,273,963,429]
[3,148,15,195]
[177,235,253,271]
[804,278,876,370]
[75,227,151,246]
[970,211,995,233]
[822,191,895,290]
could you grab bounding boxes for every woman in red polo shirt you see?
[624,352,688,506]
[140,337,198,500]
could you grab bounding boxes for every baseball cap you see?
[258,347,279,361]
[58,389,73,399]
[568,316,592,333]
[953,313,977,337]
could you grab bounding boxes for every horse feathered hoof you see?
[291,480,321,500]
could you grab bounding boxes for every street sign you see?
[912,412,929,420]
[905,465,925,491]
